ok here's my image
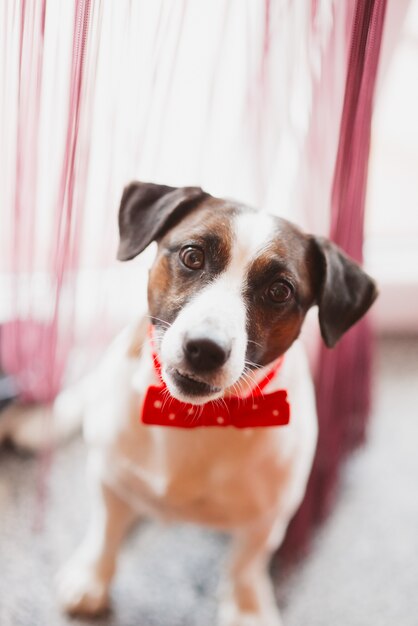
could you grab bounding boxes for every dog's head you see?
[118,182,378,404]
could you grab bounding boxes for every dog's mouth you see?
[166,368,222,400]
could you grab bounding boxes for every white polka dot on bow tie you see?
[154,400,162,409]
[187,408,194,415]
[252,404,258,410]
[217,416,224,424]
[169,413,175,420]
[272,409,279,416]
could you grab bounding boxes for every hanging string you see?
[281,0,387,561]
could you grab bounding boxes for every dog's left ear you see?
[117,181,208,261]
[311,236,378,348]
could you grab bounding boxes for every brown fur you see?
[244,220,319,366]
[148,200,236,334]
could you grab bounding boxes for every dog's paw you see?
[56,561,110,616]
[219,600,283,626]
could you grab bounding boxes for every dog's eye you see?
[180,246,205,270]
[267,280,293,303]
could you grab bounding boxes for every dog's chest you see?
[87,329,316,529]
[108,422,295,527]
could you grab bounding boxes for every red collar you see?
[140,330,290,429]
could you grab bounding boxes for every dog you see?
[52,182,377,626]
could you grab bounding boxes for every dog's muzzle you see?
[159,320,244,404]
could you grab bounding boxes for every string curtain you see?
[0,0,387,555]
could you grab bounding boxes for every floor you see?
[0,336,417,626]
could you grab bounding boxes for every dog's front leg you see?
[57,459,138,616]
[219,518,286,626]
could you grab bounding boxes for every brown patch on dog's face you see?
[243,218,319,366]
[148,198,236,334]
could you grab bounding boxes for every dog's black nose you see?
[183,336,230,372]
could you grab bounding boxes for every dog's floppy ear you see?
[117,181,208,261]
[312,236,378,348]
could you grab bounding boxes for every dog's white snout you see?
[160,275,248,396]
[183,331,232,373]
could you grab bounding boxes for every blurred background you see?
[0,1,417,625]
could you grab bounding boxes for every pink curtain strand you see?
[281,0,387,560]
[1,0,92,404]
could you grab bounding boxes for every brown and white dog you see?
[52,182,377,626]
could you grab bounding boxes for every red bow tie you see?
[140,333,290,429]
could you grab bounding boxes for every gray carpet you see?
[1,336,417,626]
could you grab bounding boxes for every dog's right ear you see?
[117,182,208,261]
